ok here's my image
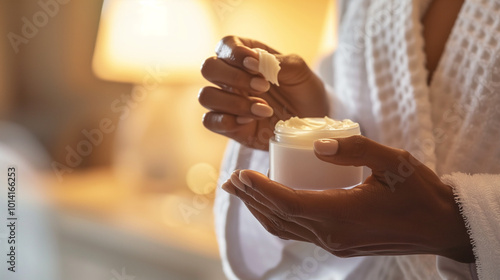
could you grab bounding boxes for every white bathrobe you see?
[214,0,500,279]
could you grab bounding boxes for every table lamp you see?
[92,0,220,194]
[93,0,217,84]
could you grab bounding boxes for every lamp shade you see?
[92,0,218,84]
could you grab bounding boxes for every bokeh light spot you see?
[186,163,218,195]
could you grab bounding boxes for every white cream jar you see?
[269,117,362,190]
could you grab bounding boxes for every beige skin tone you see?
[201,0,474,263]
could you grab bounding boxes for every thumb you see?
[313,135,405,173]
[274,54,312,85]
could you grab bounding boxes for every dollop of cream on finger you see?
[253,48,281,86]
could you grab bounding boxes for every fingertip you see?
[202,112,238,133]
[197,87,203,100]
[239,170,252,187]
[200,56,217,79]
[250,103,273,118]
[201,112,209,125]
[222,181,236,195]
[230,171,246,191]
[217,40,259,67]
[201,112,212,129]
[250,77,270,92]
[198,87,210,106]
[243,56,259,72]
[314,138,339,156]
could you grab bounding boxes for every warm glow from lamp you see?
[93,0,218,83]
[92,0,337,195]
[317,0,337,57]
[218,0,337,66]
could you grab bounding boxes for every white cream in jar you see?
[269,117,362,190]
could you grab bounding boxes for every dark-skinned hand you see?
[222,135,475,263]
[199,36,328,150]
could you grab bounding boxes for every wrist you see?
[438,184,475,263]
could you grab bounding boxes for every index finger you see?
[215,36,280,70]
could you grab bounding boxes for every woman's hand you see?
[199,36,328,150]
[221,135,475,263]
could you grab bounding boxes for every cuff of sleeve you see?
[441,172,500,280]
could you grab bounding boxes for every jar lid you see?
[274,117,360,147]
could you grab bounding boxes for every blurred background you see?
[0,0,336,279]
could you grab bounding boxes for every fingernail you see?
[222,181,236,195]
[236,117,254,124]
[250,77,270,92]
[239,171,252,187]
[251,103,273,118]
[243,57,259,72]
[314,139,339,155]
[231,172,245,191]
